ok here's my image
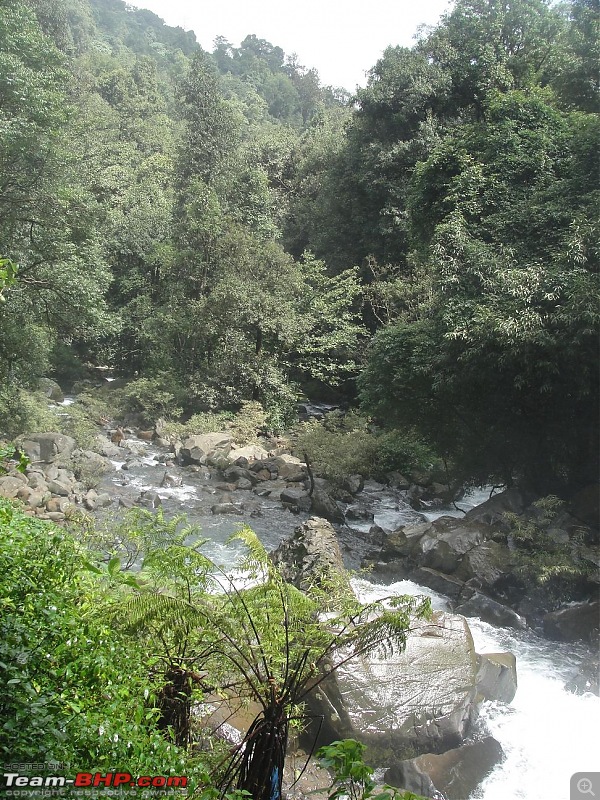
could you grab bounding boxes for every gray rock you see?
[476,652,518,703]
[381,522,432,560]
[215,482,237,492]
[310,487,344,522]
[42,463,59,480]
[211,503,242,515]
[16,432,76,464]
[543,601,600,643]
[181,433,233,465]
[345,505,374,522]
[454,541,514,592]
[418,523,487,574]
[341,474,365,494]
[272,454,306,480]
[160,471,183,488]
[386,736,504,800]
[139,491,162,508]
[46,479,72,497]
[95,492,112,508]
[271,517,348,594]
[455,591,526,630]
[387,472,411,490]
[411,567,467,602]
[235,478,253,491]
[25,471,47,490]
[0,476,26,498]
[309,611,480,757]
[38,377,64,402]
[464,487,530,527]
[280,487,312,512]
[223,466,257,486]
[73,449,111,475]
[27,491,47,509]
[226,444,270,463]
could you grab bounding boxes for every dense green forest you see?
[1,0,598,497]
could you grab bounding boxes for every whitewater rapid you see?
[351,577,600,800]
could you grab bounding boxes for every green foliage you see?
[113,376,185,426]
[504,496,597,605]
[0,386,59,438]
[0,499,208,783]
[361,88,599,495]
[0,444,29,476]
[294,413,379,485]
[228,401,268,444]
[318,739,427,800]
[99,518,430,798]
[0,257,17,304]
[60,392,114,450]
[295,412,434,486]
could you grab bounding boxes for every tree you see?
[106,523,430,800]
[360,90,599,494]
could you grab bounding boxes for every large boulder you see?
[455,591,526,630]
[386,736,504,800]
[38,377,64,403]
[417,522,488,574]
[272,454,306,481]
[279,487,312,512]
[226,444,270,464]
[16,433,76,465]
[180,433,233,466]
[308,611,480,758]
[454,541,515,593]
[0,475,27,499]
[463,487,531,527]
[543,601,600,644]
[476,652,518,703]
[310,487,344,523]
[271,517,348,593]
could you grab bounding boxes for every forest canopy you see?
[0,0,598,495]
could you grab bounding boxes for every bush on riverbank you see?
[0,498,210,785]
[294,412,437,487]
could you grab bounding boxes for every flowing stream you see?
[99,437,599,800]
[351,577,600,800]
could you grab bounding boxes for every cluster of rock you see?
[367,488,599,643]
[270,517,516,800]
[172,432,346,520]
[0,432,112,520]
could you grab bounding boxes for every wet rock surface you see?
[476,652,518,703]
[307,610,481,758]
[271,517,349,593]
[386,736,504,800]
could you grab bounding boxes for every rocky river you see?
[1,419,599,800]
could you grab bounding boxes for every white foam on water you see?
[351,577,600,800]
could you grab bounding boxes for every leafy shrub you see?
[318,739,428,800]
[0,499,209,783]
[112,375,185,426]
[160,410,235,441]
[228,400,267,444]
[370,428,436,480]
[505,496,597,606]
[294,412,379,485]
[50,341,90,387]
[0,386,59,438]
[294,412,434,486]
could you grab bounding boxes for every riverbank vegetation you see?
[0,0,597,500]
[0,496,430,798]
